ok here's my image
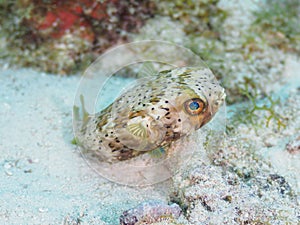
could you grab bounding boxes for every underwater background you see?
[0,0,299,224]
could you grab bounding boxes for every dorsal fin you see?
[137,62,157,78]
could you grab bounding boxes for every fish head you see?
[171,68,226,134]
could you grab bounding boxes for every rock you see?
[119,201,182,225]
[286,136,300,154]
[170,151,299,224]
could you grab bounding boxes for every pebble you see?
[120,201,182,225]
[286,136,300,154]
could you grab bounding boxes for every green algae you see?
[228,77,287,132]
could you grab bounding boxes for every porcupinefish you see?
[75,67,225,163]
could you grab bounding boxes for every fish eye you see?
[184,98,205,116]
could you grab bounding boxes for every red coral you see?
[25,0,155,44]
[36,2,90,40]
[38,11,57,30]
[34,0,124,42]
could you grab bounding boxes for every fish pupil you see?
[189,101,200,110]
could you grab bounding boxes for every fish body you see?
[77,67,225,162]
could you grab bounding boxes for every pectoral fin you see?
[127,123,148,138]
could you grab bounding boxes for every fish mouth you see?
[199,90,225,129]
[198,111,213,128]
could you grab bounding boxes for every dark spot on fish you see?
[165,101,169,103]
[129,110,146,119]
[150,97,160,103]
[178,118,181,122]
[165,132,180,141]
[151,107,155,110]
[143,104,146,107]
[105,134,108,137]
[156,116,160,120]
[166,117,171,119]
[162,107,169,111]
[173,132,180,139]
[108,143,115,148]
[116,148,136,161]
[165,112,170,116]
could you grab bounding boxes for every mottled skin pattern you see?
[78,67,225,162]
